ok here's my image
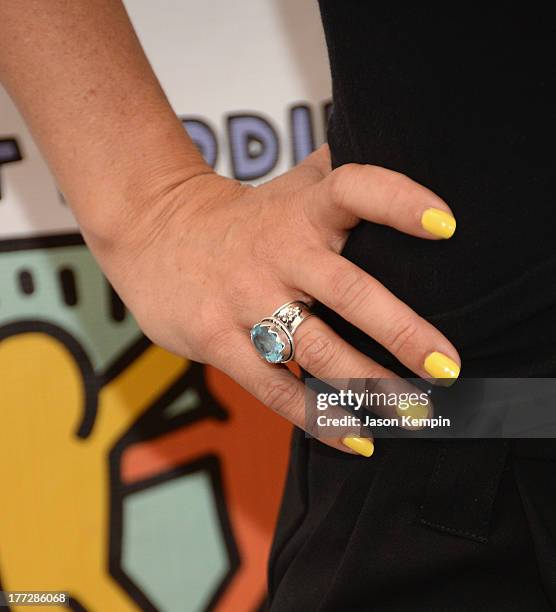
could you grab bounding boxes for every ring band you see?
[250,300,315,363]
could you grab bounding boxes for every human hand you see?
[88,144,460,457]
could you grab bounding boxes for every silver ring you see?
[250,300,315,363]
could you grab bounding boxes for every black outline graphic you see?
[0,320,99,439]
[17,268,35,295]
[59,267,79,307]
[67,596,87,611]
[0,232,84,253]
[0,137,23,200]
[108,283,126,323]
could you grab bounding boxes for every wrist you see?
[76,151,214,251]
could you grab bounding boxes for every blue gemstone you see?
[250,324,285,363]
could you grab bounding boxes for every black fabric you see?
[268,4,556,611]
[269,437,553,611]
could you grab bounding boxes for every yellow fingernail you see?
[396,398,430,420]
[424,351,460,383]
[342,436,374,457]
[421,208,456,239]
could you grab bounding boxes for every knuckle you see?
[249,226,274,265]
[328,163,360,206]
[248,196,296,266]
[203,324,236,362]
[225,275,257,311]
[328,266,373,314]
[295,328,336,372]
[385,315,420,355]
[384,171,413,206]
[260,377,302,418]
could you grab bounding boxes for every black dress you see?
[268,4,556,610]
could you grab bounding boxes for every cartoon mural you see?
[0,235,292,610]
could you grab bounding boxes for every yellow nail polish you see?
[424,351,460,382]
[421,208,456,239]
[342,436,374,457]
[396,398,430,420]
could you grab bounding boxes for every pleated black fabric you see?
[268,4,556,610]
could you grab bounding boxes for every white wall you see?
[0,0,331,239]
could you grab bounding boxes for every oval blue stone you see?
[250,324,285,363]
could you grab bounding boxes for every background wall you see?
[0,1,331,610]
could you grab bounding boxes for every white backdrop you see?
[0,0,331,238]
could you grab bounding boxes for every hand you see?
[88,144,460,457]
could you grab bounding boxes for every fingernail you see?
[421,208,456,239]
[396,399,430,421]
[342,436,374,457]
[424,351,460,383]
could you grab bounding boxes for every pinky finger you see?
[216,334,374,458]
